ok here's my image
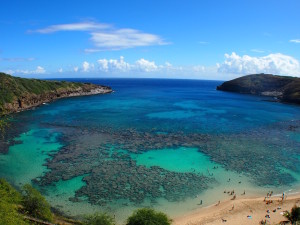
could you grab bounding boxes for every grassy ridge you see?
[0,72,111,113]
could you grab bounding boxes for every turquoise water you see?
[0,127,62,186]
[133,147,214,173]
[1,78,300,222]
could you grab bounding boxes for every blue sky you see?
[1,0,300,80]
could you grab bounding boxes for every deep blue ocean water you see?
[1,78,300,222]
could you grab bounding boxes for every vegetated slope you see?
[217,74,300,104]
[0,72,112,114]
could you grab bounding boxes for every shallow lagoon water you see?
[0,128,62,185]
[1,78,300,223]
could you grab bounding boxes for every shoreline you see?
[173,192,300,225]
[3,87,113,115]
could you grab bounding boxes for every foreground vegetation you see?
[126,208,172,225]
[0,178,172,225]
[284,205,300,225]
[0,179,28,225]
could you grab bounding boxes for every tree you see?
[284,205,300,225]
[126,208,172,225]
[22,184,53,222]
[83,212,115,225]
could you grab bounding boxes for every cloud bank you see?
[5,66,46,75]
[4,53,300,79]
[218,52,300,76]
[66,56,213,79]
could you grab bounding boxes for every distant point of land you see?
[217,73,300,105]
[0,72,112,114]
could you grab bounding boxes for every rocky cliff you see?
[217,74,300,105]
[0,72,112,114]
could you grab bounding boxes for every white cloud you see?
[4,69,15,75]
[290,39,300,44]
[89,29,167,51]
[165,62,172,67]
[35,66,46,74]
[32,22,169,51]
[87,57,209,78]
[135,58,158,72]
[58,68,63,73]
[4,66,46,75]
[97,59,109,72]
[82,61,90,72]
[0,57,35,62]
[217,52,300,76]
[97,56,131,72]
[96,57,164,73]
[74,67,79,72]
[251,49,265,53]
[32,22,109,34]
[193,65,205,72]
[198,41,209,45]
[84,49,102,53]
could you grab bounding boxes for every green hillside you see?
[0,72,111,114]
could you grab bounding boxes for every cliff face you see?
[217,74,300,104]
[0,73,112,114]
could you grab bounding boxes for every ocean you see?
[1,78,300,222]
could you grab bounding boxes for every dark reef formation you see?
[28,119,300,207]
[0,72,112,114]
[36,127,214,205]
[217,74,300,104]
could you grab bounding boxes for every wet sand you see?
[173,193,300,225]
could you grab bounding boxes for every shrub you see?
[22,184,53,222]
[126,208,171,225]
[284,205,300,225]
[83,212,115,225]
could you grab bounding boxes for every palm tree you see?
[284,205,300,225]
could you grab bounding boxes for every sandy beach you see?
[173,193,300,225]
